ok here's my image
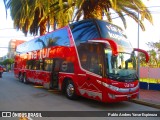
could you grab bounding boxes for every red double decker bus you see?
[14,19,149,103]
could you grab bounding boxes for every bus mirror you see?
[88,39,118,56]
[134,48,149,63]
[105,39,118,56]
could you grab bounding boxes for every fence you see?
[140,67,160,91]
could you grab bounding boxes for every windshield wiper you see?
[107,73,120,79]
[120,74,138,79]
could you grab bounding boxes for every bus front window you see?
[105,49,138,82]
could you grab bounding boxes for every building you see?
[8,39,26,59]
[0,55,8,63]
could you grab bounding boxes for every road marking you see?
[34,85,43,88]
[48,90,61,94]
[19,117,29,120]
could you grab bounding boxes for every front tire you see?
[23,73,28,84]
[65,80,77,100]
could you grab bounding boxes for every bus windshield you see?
[105,49,138,82]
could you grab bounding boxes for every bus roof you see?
[69,19,133,53]
[16,19,133,54]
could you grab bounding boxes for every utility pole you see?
[137,11,140,99]
[131,0,141,99]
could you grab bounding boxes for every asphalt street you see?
[0,72,159,120]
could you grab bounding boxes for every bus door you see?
[50,59,62,89]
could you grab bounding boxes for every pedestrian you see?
[0,65,3,78]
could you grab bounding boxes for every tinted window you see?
[60,61,74,73]
[44,59,53,71]
[27,60,43,70]
[70,19,100,46]
[27,60,35,70]
[95,20,132,49]
[47,28,70,47]
[34,36,47,49]
[69,19,132,51]
[77,43,103,75]
[16,28,70,53]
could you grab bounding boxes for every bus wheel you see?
[65,80,77,100]
[23,73,28,84]
[19,73,23,82]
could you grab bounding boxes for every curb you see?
[130,99,160,109]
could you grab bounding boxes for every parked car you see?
[0,65,3,78]
[2,66,7,72]
[0,65,6,72]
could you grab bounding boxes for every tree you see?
[146,41,160,67]
[3,0,75,36]
[73,0,152,30]
[4,0,54,36]
[147,41,160,51]
[139,52,148,67]
[2,59,14,70]
[4,0,153,36]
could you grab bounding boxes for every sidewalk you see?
[131,89,160,109]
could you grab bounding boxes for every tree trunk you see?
[83,0,103,20]
[40,19,47,36]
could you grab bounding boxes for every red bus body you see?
[14,19,149,103]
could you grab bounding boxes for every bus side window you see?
[31,60,37,70]
[35,60,40,70]
[44,59,53,71]
[54,60,61,72]
[89,55,101,75]
[60,61,74,73]
[80,53,88,70]
[39,60,44,70]
[67,62,74,73]
[27,60,34,70]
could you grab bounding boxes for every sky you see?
[0,0,160,57]
[112,0,160,48]
[0,0,35,57]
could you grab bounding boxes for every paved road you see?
[0,72,159,120]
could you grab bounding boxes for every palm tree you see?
[73,0,152,31]
[3,0,74,36]
[4,0,153,36]
[4,0,55,36]
[49,0,75,28]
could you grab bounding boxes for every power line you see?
[0,28,15,30]
[0,47,15,49]
[111,10,160,20]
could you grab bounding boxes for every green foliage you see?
[3,0,153,36]
[142,41,160,68]
[3,0,75,36]
[2,59,14,66]
[1,58,14,71]
[0,62,3,65]
[147,41,160,51]
[139,52,148,67]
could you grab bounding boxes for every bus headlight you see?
[102,82,119,91]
